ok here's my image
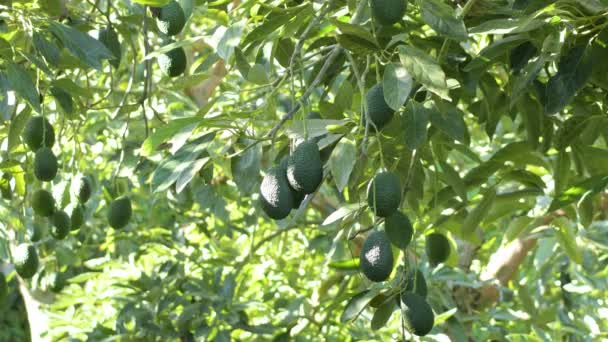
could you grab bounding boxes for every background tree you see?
[1,0,608,340]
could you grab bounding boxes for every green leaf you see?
[329,138,356,191]
[330,19,378,47]
[370,300,395,330]
[439,160,467,202]
[429,101,467,143]
[48,22,114,71]
[553,150,571,196]
[461,187,496,238]
[544,45,592,115]
[416,0,468,41]
[242,4,310,47]
[50,86,74,117]
[217,23,244,62]
[247,64,269,84]
[469,8,548,34]
[140,117,204,157]
[230,141,262,195]
[505,216,535,243]
[398,45,450,100]
[501,169,546,190]
[382,63,412,111]
[463,36,529,73]
[341,289,380,323]
[328,258,359,271]
[336,34,378,55]
[401,101,429,150]
[151,134,215,193]
[335,80,353,111]
[549,175,608,211]
[6,63,40,112]
[553,217,583,264]
[131,0,170,6]
[577,191,594,228]
[33,32,60,66]
[7,107,31,152]
[234,48,251,78]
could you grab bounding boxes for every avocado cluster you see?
[259,140,324,220]
[150,1,188,77]
[23,116,58,183]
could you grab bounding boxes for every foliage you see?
[1,0,608,341]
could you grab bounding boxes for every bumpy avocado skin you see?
[158,45,187,77]
[51,210,71,240]
[366,84,395,130]
[286,141,323,194]
[34,147,58,182]
[370,0,407,26]
[32,189,55,217]
[260,166,294,220]
[426,233,451,264]
[367,172,401,217]
[14,244,39,279]
[108,196,132,229]
[359,231,394,282]
[384,210,413,249]
[156,1,186,36]
[400,292,434,336]
[22,116,55,151]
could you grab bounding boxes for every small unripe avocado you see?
[14,244,39,279]
[34,147,58,182]
[260,166,293,220]
[286,141,323,194]
[370,0,407,26]
[366,84,395,130]
[367,172,401,217]
[384,210,413,249]
[99,27,121,68]
[158,45,187,77]
[22,116,55,151]
[426,233,450,264]
[400,292,434,336]
[279,157,306,209]
[155,0,186,36]
[359,231,394,282]
[32,189,55,217]
[108,196,132,229]
[403,269,427,298]
[51,210,71,239]
[70,205,85,231]
[76,176,93,204]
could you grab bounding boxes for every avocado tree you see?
[1,0,608,340]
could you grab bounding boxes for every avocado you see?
[99,27,121,68]
[370,0,407,26]
[366,84,395,130]
[51,210,71,240]
[158,44,187,77]
[286,141,323,194]
[31,189,55,217]
[108,196,132,229]
[367,172,401,217]
[70,204,84,231]
[155,0,186,36]
[384,210,413,249]
[400,292,434,336]
[14,244,39,279]
[279,157,306,209]
[260,166,294,220]
[76,176,93,204]
[34,147,58,182]
[403,269,427,298]
[22,116,55,151]
[426,233,450,265]
[359,231,394,282]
